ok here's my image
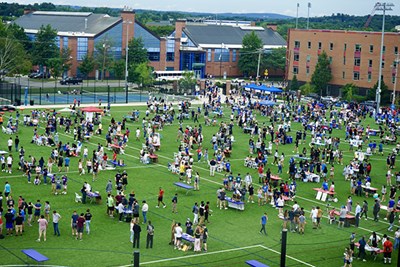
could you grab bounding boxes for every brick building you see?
[14,9,286,79]
[286,29,400,95]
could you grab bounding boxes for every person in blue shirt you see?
[225,160,231,173]
[386,197,396,220]
[64,156,70,172]
[235,174,242,189]
[322,180,329,191]
[260,212,268,235]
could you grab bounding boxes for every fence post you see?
[107,85,110,106]
[39,87,42,105]
[133,251,139,267]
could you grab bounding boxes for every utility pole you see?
[375,2,394,113]
[256,49,262,81]
[124,20,133,103]
[296,3,299,29]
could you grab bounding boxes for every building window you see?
[77,37,88,61]
[354,58,361,66]
[395,46,399,55]
[353,71,360,80]
[355,44,362,52]
[293,66,298,74]
[343,56,346,65]
[214,48,229,62]
[393,74,396,84]
[394,60,398,68]
[294,41,300,48]
[306,67,310,75]
[308,41,311,49]
[369,59,373,67]
[207,49,212,62]
[369,45,374,53]
[232,49,237,62]
[382,60,385,68]
[148,52,160,61]
[344,43,347,51]
[383,46,386,53]
[63,37,68,48]
[368,72,372,82]
[329,56,333,64]
[342,71,345,79]
[306,55,311,62]
[166,52,174,62]
[318,42,322,49]
[294,54,300,61]
[329,43,333,51]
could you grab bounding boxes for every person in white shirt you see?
[174,222,183,250]
[136,128,140,141]
[6,155,13,173]
[7,138,13,152]
[311,207,318,229]
[244,173,252,190]
[355,202,362,227]
[142,200,149,224]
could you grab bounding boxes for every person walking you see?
[354,202,361,227]
[132,222,141,248]
[37,215,48,242]
[394,228,400,249]
[7,137,13,153]
[14,136,19,152]
[357,236,367,262]
[84,209,92,234]
[52,210,61,236]
[373,199,380,222]
[71,211,78,237]
[360,200,368,220]
[76,213,85,240]
[146,221,154,249]
[260,212,268,235]
[156,187,166,208]
[172,193,178,214]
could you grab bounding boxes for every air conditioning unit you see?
[395,25,400,32]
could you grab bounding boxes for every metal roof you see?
[183,24,286,48]
[14,11,121,37]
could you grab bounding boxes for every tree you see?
[60,47,72,77]
[262,47,286,72]
[94,36,114,81]
[129,62,153,86]
[368,80,390,104]
[311,51,332,95]
[111,59,126,88]
[299,82,315,95]
[179,71,197,94]
[78,54,95,86]
[128,37,149,66]
[0,23,31,78]
[47,57,62,88]
[290,75,299,91]
[238,31,263,77]
[31,24,58,70]
[341,83,357,102]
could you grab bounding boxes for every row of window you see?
[207,49,237,62]
[293,66,396,83]
[294,40,399,54]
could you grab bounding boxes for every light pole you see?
[392,53,400,105]
[307,2,311,30]
[102,43,110,81]
[375,2,394,113]
[256,49,263,81]
[123,20,133,103]
[296,3,299,29]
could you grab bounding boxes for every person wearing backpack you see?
[146,221,154,249]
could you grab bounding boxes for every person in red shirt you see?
[156,187,166,208]
[383,237,393,264]
[258,164,264,184]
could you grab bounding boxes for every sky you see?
[6,0,400,17]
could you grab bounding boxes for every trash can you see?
[30,100,34,106]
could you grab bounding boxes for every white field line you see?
[258,245,316,267]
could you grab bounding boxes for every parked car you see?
[0,105,16,112]
[60,77,83,85]
[305,93,321,100]
[321,96,339,103]
[231,78,246,85]
[32,72,51,79]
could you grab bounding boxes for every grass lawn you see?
[0,103,398,267]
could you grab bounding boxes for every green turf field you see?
[0,103,398,267]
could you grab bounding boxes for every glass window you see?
[369,59,373,67]
[166,52,174,62]
[329,57,333,64]
[148,52,160,61]
[393,74,396,84]
[353,71,360,80]
[55,36,60,48]
[343,56,346,65]
[329,43,333,51]
[308,41,311,49]
[318,42,322,49]
[306,67,310,75]
[342,71,345,79]
[355,44,362,52]
[395,46,398,55]
[294,54,300,61]
[383,46,386,53]
[232,49,237,62]
[354,58,361,66]
[382,60,385,68]
[368,72,372,82]
[63,37,69,48]
[293,66,298,74]
[214,48,229,62]
[207,49,212,62]
[294,41,300,48]
[77,37,88,61]
[306,55,311,62]
[344,43,347,51]
[369,45,374,53]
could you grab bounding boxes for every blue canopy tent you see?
[244,84,283,93]
[258,100,276,106]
